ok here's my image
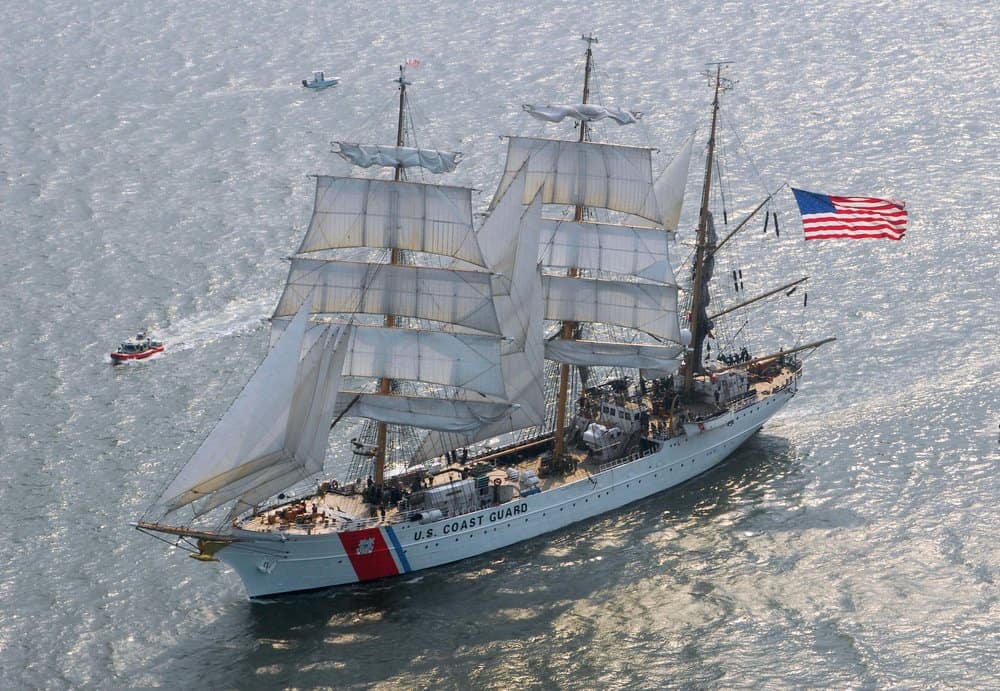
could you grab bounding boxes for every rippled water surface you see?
[1,1,997,688]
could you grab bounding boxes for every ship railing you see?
[331,507,429,531]
[765,369,801,396]
[342,494,498,529]
[726,392,759,414]
[726,364,801,410]
[597,445,656,473]
[296,509,423,530]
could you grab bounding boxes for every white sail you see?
[333,142,462,174]
[156,304,349,518]
[209,324,351,519]
[334,392,512,432]
[288,325,351,469]
[274,258,502,336]
[296,177,485,267]
[545,338,682,371]
[343,326,505,398]
[542,275,681,342]
[490,137,661,223]
[626,131,695,231]
[523,103,642,125]
[413,167,547,462]
[485,183,546,426]
[538,218,676,284]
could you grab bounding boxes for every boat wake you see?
[158,297,271,352]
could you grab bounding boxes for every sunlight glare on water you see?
[0,1,996,688]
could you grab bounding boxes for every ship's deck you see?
[237,363,799,537]
[238,448,595,537]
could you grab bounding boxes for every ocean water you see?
[1,0,997,688]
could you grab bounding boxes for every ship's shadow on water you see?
[151,433,830,688]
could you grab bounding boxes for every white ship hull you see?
[216,385,795,598]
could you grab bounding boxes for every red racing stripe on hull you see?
[110,346,164,361]
[338,528,399,581]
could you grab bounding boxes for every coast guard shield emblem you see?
[338,528,400,581]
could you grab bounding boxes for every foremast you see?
[552,33,597,465]
[283,58,554,498]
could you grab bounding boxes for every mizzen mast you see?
[683,62,730,395]
[552,32,597,465]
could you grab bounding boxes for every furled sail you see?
[296,177,485,267]
[333,142,462,174]
[538,218,676,284]
[522,103,642,125]
[333,392,512,432]
[489,137,662,223]
[154,303,350,519]
[274,259,502,336]
[413,168,546,463]
[691,211,718,370]
[545,339,682,370]
[542,275,681,342]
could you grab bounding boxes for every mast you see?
[393,65,408,184]
[552,33,597,465]
[373,65,410,487]
[683,62,728,395]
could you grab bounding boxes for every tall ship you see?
[137,42,833,598]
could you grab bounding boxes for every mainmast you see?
[373,65,410,487]
[552,33,597,465]
[683,62,729,395]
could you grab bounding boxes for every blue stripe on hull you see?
[384,525,412,573]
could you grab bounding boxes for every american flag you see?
[792,188,908,240]
[405,58,422,68]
